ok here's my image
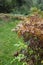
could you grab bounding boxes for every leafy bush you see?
[13,11,43,65]
[0,0,12,13]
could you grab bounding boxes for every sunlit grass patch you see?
[0,19,23,65]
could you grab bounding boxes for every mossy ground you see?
[0,19,23,65]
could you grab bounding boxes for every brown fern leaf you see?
[12,14,43,47]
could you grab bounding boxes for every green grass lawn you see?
[0,19,23,65]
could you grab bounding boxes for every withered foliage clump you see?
[12,14,43,65]
[13,14,43,47]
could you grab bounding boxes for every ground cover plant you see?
[0,7,43,65]
[12,9,43,65]
[0,17,24,65]
[0,0,43,65]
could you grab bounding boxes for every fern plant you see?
[12,10,43,65]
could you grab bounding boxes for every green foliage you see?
[0,0,43,14]
[38,4,43,11]
[0,19,23,65]
[12,0,33,15]
[0,0,12,13]
[13,11,43,65]
[29,7,43,17]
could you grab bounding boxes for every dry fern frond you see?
[12,14,43,47]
